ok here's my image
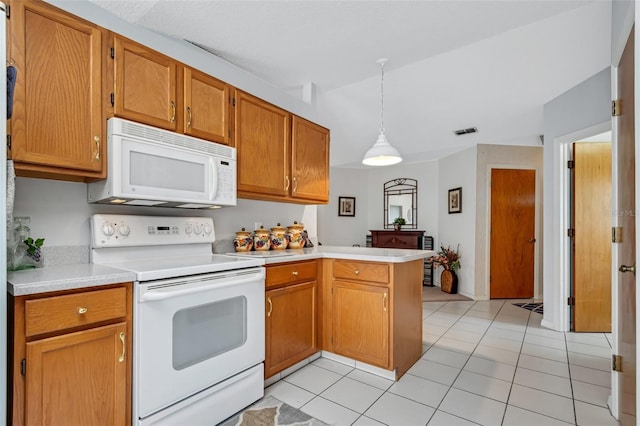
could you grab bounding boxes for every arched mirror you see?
[384,178,417,229]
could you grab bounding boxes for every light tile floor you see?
[265,299,620,425]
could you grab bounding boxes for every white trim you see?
[485,164,542,301]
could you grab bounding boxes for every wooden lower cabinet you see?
[264,260,318,378]
[322,259,423,379]
[265,281,317,378]
[332,281,389,367]
[10,283,132,426]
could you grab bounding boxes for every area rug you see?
[423,285,472,302]
[219,396,328,426]
[513,302,544,314]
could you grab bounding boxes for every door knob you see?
[528,238,536,243]
[619,264,635,274]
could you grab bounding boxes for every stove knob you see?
[102,223,115,237]
[204,224,212,235]
[118,225,131,237]
[194,224,202,235]
[185,224,193,234]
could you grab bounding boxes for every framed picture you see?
[448,187,462,214]
[338,196,356,217]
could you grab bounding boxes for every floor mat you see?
[513,302,543,314]
[219,395,328,426]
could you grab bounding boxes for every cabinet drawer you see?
[374,234,419,249]
[25,287,127,337]
[333,260,389,284]
[266,260,317,289]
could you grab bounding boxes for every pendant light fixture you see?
[362,58,403,166]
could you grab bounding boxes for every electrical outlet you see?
[254,221,262,230]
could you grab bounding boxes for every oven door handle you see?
[139,275,262,302]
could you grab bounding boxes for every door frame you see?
[485,164,542,301]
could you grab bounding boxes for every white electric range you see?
[90,214,266,425]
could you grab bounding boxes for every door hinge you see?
[110,47,115,59]
[20,358,26,376]
[6,134,11,149]
[5,5,10,18]
[232,97,236,107]
[612,354,623,372]
[612,227,623,243]
[567,160,575,169]
[567,296,575,306]
[110,93,114,107]
[612,99,622,116]
[567,228,575,238]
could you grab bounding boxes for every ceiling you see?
[88,0,612,168]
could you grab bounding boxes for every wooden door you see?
[332,281,389,368]
[265,281,317,378]
[235,90,290,198]
[183,67,231,145]
[25,323,128,426]
[616,25,636,426]
[291,116,330,203]
[572,142,612,331]
[490,169,536,298]
[9,0,105,176]
[113,36,177,130]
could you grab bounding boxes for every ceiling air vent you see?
[454,127,478,136]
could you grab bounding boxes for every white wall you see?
[13,178,316,250]
[318,162,439,247]
[437,146,477,297]
[475,145,544,300]
[542,67,612,331]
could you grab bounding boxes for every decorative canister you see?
[286,221,305,249]
[270,223,289,250]
[253,226,271,251]
[233,228,253,252]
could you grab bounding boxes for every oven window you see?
[172,296,247,370]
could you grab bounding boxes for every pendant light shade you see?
[362,58,402,166]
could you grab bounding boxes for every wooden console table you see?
[369,230,434,286]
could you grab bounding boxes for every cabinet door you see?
[235,90,290,199]
[25,322,128,426]
[332,281,389,368]
[113,36,177,130]
[291,116,330,203]
[265,281,317,378]
[9,0,105,177]
[183,67,231,144]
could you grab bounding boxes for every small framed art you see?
[448,187,462,214]
[338,196,356,217]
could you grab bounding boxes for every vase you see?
[440,269,458,294]
[394,224,401,231]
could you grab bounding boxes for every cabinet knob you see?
[267,297,273,317]
[186,106,192,128]
[292,271,299,276]
[93,136,100,161]
[170,101,176,123]
[78,307,88,314]
[118,332,126,363]
[354,269,360,275]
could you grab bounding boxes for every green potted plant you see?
[393,217,406,231]
[430,244,461,294]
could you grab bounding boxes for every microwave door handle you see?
[208,158,218,201]
[139,275,261,303]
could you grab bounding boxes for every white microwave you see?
[88,118,236,208]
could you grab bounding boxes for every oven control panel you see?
[91,214,215,248]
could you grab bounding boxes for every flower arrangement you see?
[431,244,461,272]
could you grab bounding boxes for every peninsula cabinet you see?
[322,258,423,379]
[110,36,232,145]
[265,260,318,378]
[235,90,330,204]
[9,283,133,426]
[8,0,107,181]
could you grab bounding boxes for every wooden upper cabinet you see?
[235,90,330,204]
[112,36,178,131]
[236,90,290,198]
[8,0,106,181]
[183,67,231,145]
[291,116,330,203]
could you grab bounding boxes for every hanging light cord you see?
[380,61,385,133]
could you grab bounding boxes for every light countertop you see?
[8,246,435,296]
